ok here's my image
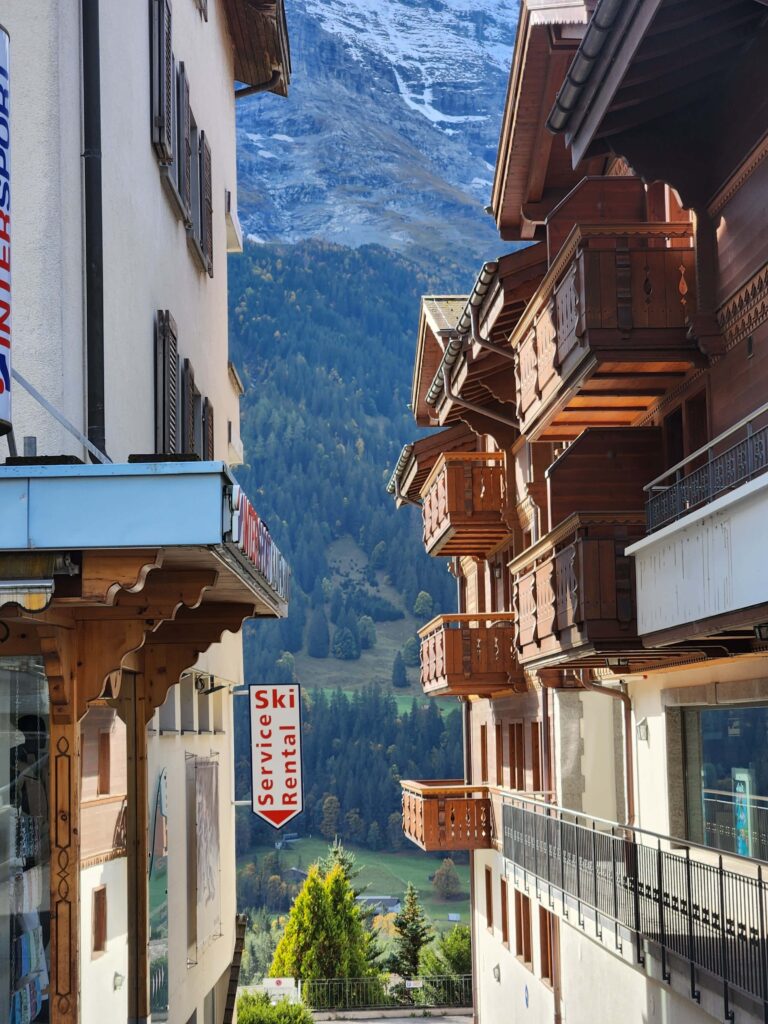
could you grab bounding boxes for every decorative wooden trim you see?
[80,848,128,870]
[717,262,768,350]
[81,550,163,604]
[708,132,768,218]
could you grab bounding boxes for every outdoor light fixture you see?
[493,564,502,579]
[113,972,125,991]
[636,718,649,742]
[755,623,768,642]
[492,963,501,983]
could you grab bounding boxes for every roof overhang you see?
[491,0,600,240]
[0,461,289,618]
[387,424,478,507]
[547,0,768,202]
[412,298,467,427]
[223,0,291,96]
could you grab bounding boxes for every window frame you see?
[92,886,108,957]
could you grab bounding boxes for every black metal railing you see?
[302,975,472,1011]
[503,796,768,1018]
[645,403,768,532]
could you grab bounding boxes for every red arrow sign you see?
[250,684,303,829]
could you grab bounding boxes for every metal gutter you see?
[386,443,414,496]
[546,0,625,134]
[235,69,282,99]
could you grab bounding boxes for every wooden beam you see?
[81,550,163,604]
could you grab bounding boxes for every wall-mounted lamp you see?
[113,972,125,991]
[636,718,649,743]
[492,963,501,983]
[493,564,502,579]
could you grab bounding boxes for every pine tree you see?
[320,794,341,839]
[391,883,432,977]
[391,651,408,688]
[307,606,330,658]
[413,590,434,620]
[270,866,332,980]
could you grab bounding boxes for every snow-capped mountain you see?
[235,0,518,259]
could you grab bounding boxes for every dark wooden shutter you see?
[178,62,192,223]
[200,131,213,277]
[182,358,197,455]
[155,310,179,454]
[203,397,214,459]
[198,0,209,21]
[152,0,174,164]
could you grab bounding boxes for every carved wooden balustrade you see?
[419,613,524,696]
[512,222,698,439]
[420,452,509,557]
[511,513,647,668]
[401,780,493,852]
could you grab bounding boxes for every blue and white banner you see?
[0,26,11,434]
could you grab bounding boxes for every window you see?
[495,722,503,786]
[182,358,201,455]
[500,877,509,947]
[514,890,532,966]
[539,907,554,984]
[479,724,488,784]
[180,675,197,733]
[484,867,493,931]
[203,986,215,1024]
[683,704,768,859]
[151,0,174,164]
[97,730,110,795]
[187,120,213,276]
[155,310,179,454]
[509,722,524,790]
[531,721,542,793]
[203,397,215,459]
[159,686,178,734]
[92,886,107,955]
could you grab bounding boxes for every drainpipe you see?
[393,474,421,509]
[463,698,480,1024]
[443,376,517,428]
[466,304,516,362]
[82,0,107,458]
[580,674,635,827]
[235,70,282,99]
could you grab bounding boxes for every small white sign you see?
[261,977,296,990]
[250,684,303,828]
[405,980,424,990]
[0,26,11,434]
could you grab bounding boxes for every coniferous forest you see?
[229,240,474,856]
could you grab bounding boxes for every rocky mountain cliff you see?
[235,0,518,260]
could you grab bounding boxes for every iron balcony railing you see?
[302,975,473,1011]
[645,401,768,532]
[503,795,768,1020]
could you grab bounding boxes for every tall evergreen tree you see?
[391,883,432,977]
[391,651,408,688]
[307,606,330,658]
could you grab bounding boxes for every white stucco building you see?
[0,3,290,1024]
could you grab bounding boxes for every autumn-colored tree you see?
[319,794,341,839]
[432,858,462,900]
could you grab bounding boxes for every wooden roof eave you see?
[492,4,593,238]
[223,0,292,95]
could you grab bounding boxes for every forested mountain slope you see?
[229,240,475,686]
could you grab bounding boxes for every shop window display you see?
[0,657,50,1024]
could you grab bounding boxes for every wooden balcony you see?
[401,780,493,852]
[420,452,509,557]
[513,222,701,440]
[419,613,524,697]
[511,514,647,669]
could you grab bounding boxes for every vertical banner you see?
[249,684,303,828]
[732,768,754,857]
[0,26,10,434]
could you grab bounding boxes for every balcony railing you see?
[420,452,509,557]
[401,780,492,852]
[418,613,523,696]
[503,794,768,1016]
[645,401,768,532]
[510,223,697,438]
[511,514,646,667]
